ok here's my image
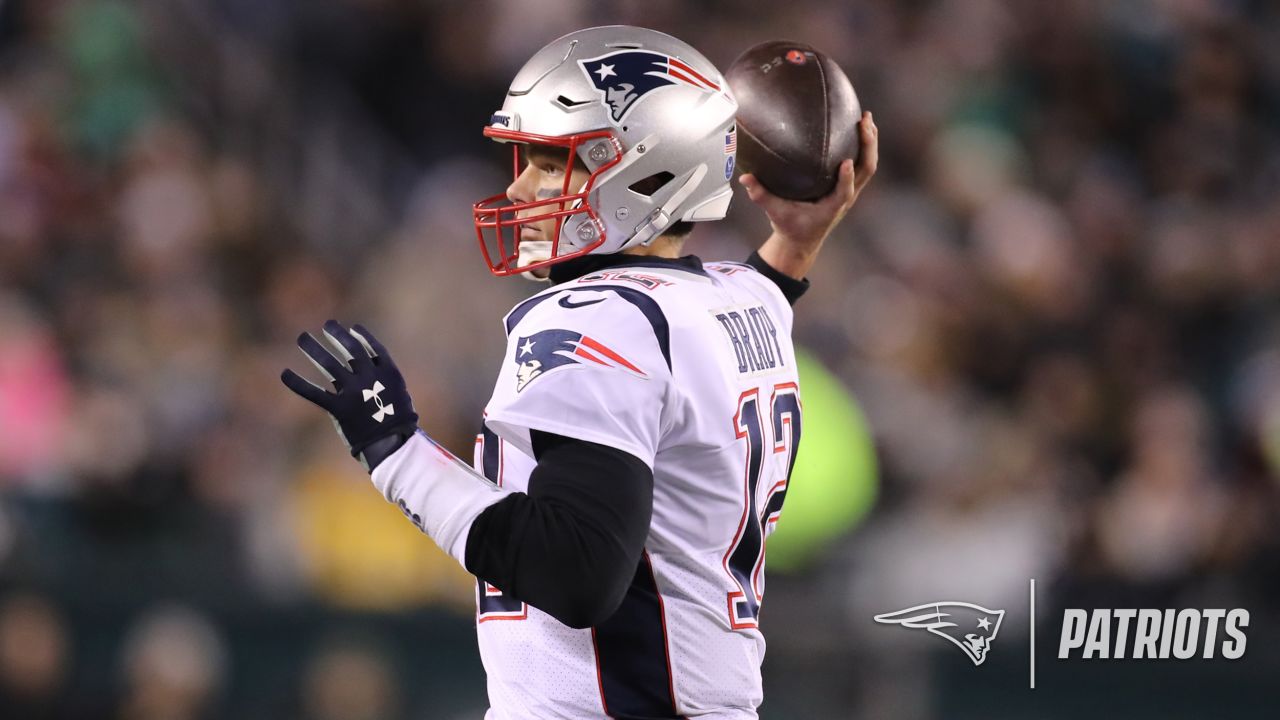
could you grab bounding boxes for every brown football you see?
[726,41,861,201]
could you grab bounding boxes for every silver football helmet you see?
[473,25,739,276]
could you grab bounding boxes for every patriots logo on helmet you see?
[874,602,1005,666]
[514,328,647,392]
[578,50,721,124]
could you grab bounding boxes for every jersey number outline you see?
[724,383,802,629]
[476,428,528,623]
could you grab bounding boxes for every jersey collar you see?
[548,253,708,285]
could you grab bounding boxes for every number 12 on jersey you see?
[725,382,802,629]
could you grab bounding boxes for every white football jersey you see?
[473,259,802,719]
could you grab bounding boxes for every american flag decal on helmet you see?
[579,50,721,124]
[725,126,737,154]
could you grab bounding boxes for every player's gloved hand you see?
[281,319,419,472]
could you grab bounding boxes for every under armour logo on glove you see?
[281,320,419,469]
[363,381,395,422]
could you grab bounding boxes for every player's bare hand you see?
[743,111,879,280]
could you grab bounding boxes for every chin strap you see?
[517,240,554,282]
[631,163,708,247]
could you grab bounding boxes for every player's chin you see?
[516,239,553,281]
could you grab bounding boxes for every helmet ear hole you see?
[627,171,676,197]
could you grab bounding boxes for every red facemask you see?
[473,127,624,277]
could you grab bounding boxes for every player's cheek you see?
[534,182,560,235]
[536,212,557,238]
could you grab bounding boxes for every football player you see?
[282,25,877,719]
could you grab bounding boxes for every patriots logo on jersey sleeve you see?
[514,328,647,392]
[579,50,721,124]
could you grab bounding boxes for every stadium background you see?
[1,0,1279,717]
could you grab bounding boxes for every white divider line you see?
[1030,577,1037,689]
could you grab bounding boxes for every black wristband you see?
[745,251,810,306]
[358,427,416,472]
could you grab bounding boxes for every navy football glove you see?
[281,320,419,471]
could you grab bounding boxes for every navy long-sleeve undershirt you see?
[463,430,653,628]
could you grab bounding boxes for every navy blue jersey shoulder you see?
[505,285,672,372]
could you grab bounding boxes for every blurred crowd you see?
[1,0,1278,717]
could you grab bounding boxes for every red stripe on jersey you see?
[579,336,645,375]
[573,345,610,366]
[590,628,609,715]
